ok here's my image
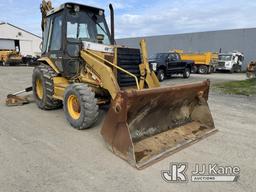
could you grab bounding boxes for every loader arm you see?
[80,40,159,99]
[80,39,160,100]
[80,50,121,99]
[139,39,160,88]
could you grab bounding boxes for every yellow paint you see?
[52,77,69,100]
[67,95,81,120]
[38,57,60,74]
[0,50,22,63]
[86,49,140,90]
[139,39,160,88]
[173,49,218,66]
[36,79,43,99]
[80,50,120,99]
[37,39,159,102]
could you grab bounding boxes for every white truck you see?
[217,51,244,73]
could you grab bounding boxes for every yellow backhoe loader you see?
[0,50,22,66]
[8,1,216,169]
[247,61,256,79]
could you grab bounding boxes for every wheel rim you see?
[186,70,190,77]
[199,67,206,74]
[160,73,164,80]
[36,79,43,99]
[67,95,81,120]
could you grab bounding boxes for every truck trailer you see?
[174,49,218,74]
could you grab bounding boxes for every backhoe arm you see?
[40,0,53,31]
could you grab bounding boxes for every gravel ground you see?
[0,67,255,192]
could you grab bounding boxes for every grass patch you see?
[213,78,256,96]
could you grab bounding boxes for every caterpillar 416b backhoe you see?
[33,1,216,169]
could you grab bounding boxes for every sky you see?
[1,0,256,38]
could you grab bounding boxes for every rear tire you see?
[183,68,191,78]
[198,65,208,74]
[32,64,62,110]
[191,65,198,73]
[63,84,99,130]
[157,69,165,82]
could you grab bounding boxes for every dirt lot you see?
[0,67,255,192]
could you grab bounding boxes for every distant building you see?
[0,22,41,56]
[117,28,256,70]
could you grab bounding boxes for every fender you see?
[38,57,60,74]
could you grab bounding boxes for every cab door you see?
[42,13,64,74]
[167,53,179,71]
[175,53,186,71]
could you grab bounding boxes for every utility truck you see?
[217,51,244,73]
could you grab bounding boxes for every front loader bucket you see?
[101,80,216,169]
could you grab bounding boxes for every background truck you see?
[149,52,194,81]
[217,51,244,73]
[174,49,218,74]
[0,50,22,66]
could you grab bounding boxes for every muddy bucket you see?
[101,80,216,169]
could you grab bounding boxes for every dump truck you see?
[174,49,218,74]
[8,0,215,169]
[247,61,256,78]
[0,50,22,66]
[217,51,244,73]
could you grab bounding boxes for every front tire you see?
[183,67,191,78]
[230,66,235,73]
[63,84,99,130]
[32,64,62,110]
[157,69,165,82]
[235,65,242,73]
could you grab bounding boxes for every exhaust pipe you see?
[109,4,115,45]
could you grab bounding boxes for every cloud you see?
[115,0,256,38]
[1,0,256,38]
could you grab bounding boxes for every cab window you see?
[50,15,62,51]
[169,53,178,61]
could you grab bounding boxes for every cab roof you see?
[47,2,104,16]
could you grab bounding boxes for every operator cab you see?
[42,3,112,77]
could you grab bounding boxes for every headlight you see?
[151,63,157,71]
